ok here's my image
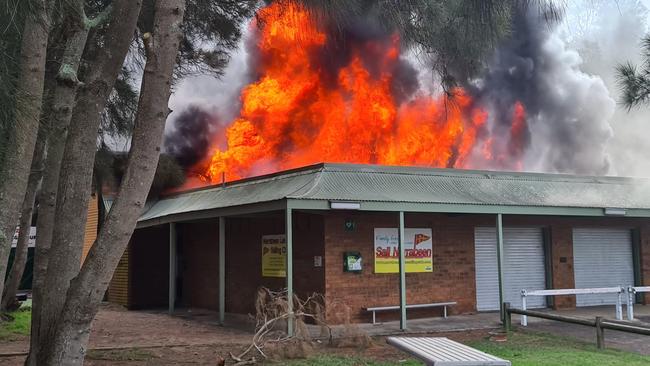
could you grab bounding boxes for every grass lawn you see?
[469,331,650,366]
[0,308,31,340]
[281,331,650,366]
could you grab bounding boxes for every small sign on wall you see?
[262,235,286,277]
[344,218,356,231]
[12,226,36,248]
[343,251,362,273]
[314,256,323,267]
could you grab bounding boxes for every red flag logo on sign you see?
[413,233,430,248]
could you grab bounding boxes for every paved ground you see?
[172,304,650,354]
[0,303,251,356]
[0,303,648,364]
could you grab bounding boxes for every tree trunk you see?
[31,1,142,364]
[27,0,141,365]
[41,1,186,364]
[25,16,94,366]
[0,0,50,300]
[1,126,47,311]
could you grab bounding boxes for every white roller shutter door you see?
[572,228,634,306]
[475,227,547,311]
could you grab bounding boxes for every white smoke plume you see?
[467,7,616,175]
[561,0,650,177]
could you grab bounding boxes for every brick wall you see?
[224,212,325,314]
[81,194,99,264]
[548,224,575,308]
[128,225,169,309]
[116,212,650,321]
[322,213,650,323]
[107,245,129,306]
[323,212,477,323]
[179,222,219,310]
[640,223,650,304]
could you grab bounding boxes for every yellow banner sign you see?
[374,228,433,273]
[262,235,286,277]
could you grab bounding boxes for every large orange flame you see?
[197,2,526,183]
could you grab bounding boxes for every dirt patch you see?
[0,344,241,366]
[0,303,494,365]
[0,329,494,365]
[0,303,251,361]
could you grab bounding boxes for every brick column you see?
[550,224,576,309]
[640,224,650,304]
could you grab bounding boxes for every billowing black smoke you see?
[163,106,219,170]
[319,17,421,104]
[470,8,614,175]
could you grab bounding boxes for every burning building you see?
[109,163,650,326]
[108,3,649,326]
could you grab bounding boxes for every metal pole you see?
[616,288,623,320]
[168,222,177,315]
[496,214,506,322]
[398,211,407,330]
[521,290,528,326]
[628,286,635,321]
[286,207,294,336]
[219,217,226,325]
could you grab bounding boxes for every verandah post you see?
[399,211,407,330]
[219,216,226,324]
[169,222,177,314]
[496,213,506,323]
[286,206,294,336]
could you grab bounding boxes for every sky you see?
[167,0,650,178]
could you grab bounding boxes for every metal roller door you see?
[475,227,547,311]
[573,228,634,306]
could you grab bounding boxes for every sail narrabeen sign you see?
[374,228,433,273]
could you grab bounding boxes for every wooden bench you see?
[387,337,511,366]
[366,302,456,324]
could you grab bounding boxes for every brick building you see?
[108,163,650,329]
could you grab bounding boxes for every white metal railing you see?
[626,286,650,320]
[520,287,625,326]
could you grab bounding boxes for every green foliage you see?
[469,331,650,366]
[293,0,560,91]
[149,154,186,198]
[94,146,185,198]
[0,0,28,173]
[132,0,258,79]
[617,34,650,109]
[100,67,139,140]
[177,0,258,78]
[0,309,31,340]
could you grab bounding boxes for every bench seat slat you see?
[387,337,511,366]
[367,301,456,312]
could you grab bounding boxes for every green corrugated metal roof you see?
[137,163,650,224]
